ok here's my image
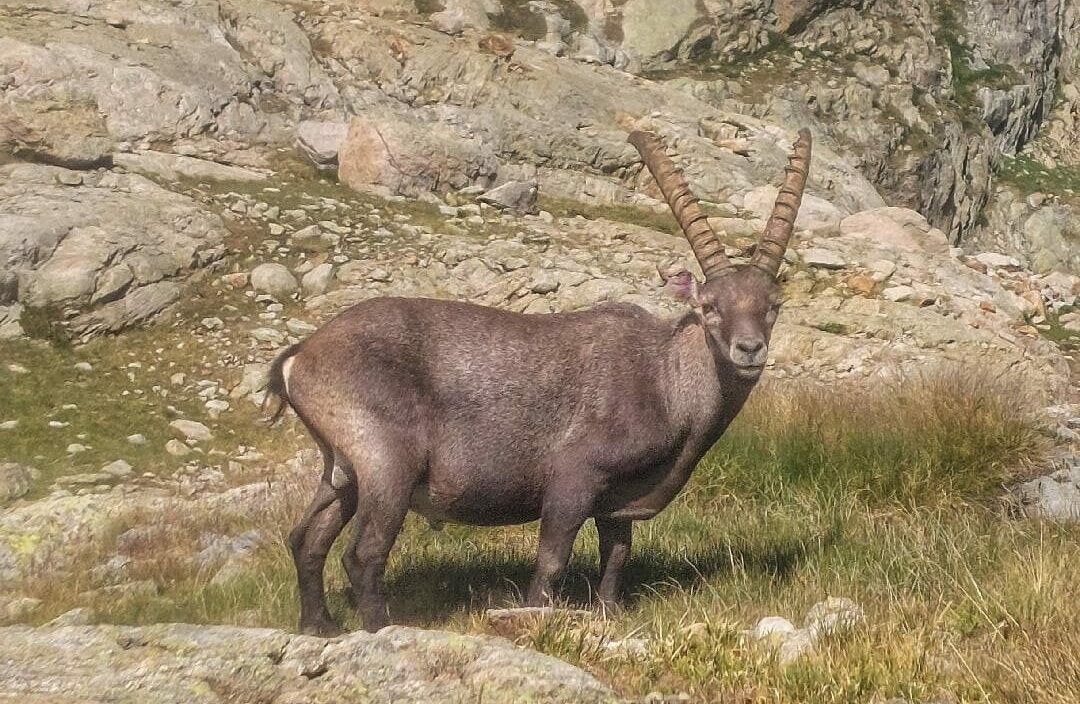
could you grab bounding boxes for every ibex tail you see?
[264,343,302,425]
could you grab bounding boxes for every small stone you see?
[296,120,348,168]
[220,272,249,288]
[501,257,529,272]
[286,319,318,335]
[882,285,915,302]
[251,327,286,345]
[749,616,798,642]
[485,607,591,637]
[170,372,187,386]
[368,267,392,283]
[2,596,42,622]
[301,263,334,297]
[800,248,847,269]
[48,420,69,428]
[74,362,93,373]
[200,317,224,331]
[250,263,299,300]
[165,439,192,457]
[57,472,111,486]
[0,420,19,431]
[478,180,538,214]
[0,462,37,502]
[169,419,213,442]
[601,636,649,659]
[205,399,231,418]
[126,434,147,445]
[805,597,865,638]
[530,271,560,294]
[7,364,29,374]
[101,460,134,478]
[868,260,896,281]
[974,252,1021,270]
[777,629,816,664]
[210,559,250,585]
[67,443,88,454]
[291,225,339,252]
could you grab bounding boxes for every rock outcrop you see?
[0,623,622,703]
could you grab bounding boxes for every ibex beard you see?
[266,128,813,636]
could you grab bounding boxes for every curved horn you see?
[750,128,812,277]
[627,131,732,279]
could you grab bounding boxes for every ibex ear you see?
[659,267,700,304]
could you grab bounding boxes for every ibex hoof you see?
[300,619,344,638]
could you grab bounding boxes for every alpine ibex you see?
[267,129,813,635]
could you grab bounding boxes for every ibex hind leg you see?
[338,440,421,632]
[289,442,357,637]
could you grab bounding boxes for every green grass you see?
[539,194,682,236]
[489,0,588,41]
[15,365,1075,703]
[997,154,1080,203]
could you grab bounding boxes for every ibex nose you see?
[735,339,765,358]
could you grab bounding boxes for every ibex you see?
[267,129,813,635]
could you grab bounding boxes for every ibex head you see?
[629,129,812,380]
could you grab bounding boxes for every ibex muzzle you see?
[267,129,812,635]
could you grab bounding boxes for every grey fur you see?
[266,130,812,635]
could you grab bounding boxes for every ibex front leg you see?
[525,486,593,606]
[595,516,632,613]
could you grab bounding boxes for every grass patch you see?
[711,370,1041,505]
[997,153,1080,203]
[489,0,588,41]
[539,194,681,236]
[16,365,1073,703]
[811,321,849,336]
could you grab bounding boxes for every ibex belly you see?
[409,475,543,527]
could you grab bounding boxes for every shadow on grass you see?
[369,528,832,626]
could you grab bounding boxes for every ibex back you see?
[267,128,813,635]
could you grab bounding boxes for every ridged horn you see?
[627,131,732,279]
[750,128,813,277]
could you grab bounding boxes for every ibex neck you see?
[665,314,755,433]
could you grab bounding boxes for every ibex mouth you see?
[734,363,765,378]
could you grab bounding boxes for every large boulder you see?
[619,0,704,64]
[744,185,847,232]
[0,623,621,703]
[1011,459,1080,521]
[337,112,499,197]
[296,120,349,169]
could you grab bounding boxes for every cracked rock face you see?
[0,163,226,337]
[0,623,622,703]
[0,0,338,164]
